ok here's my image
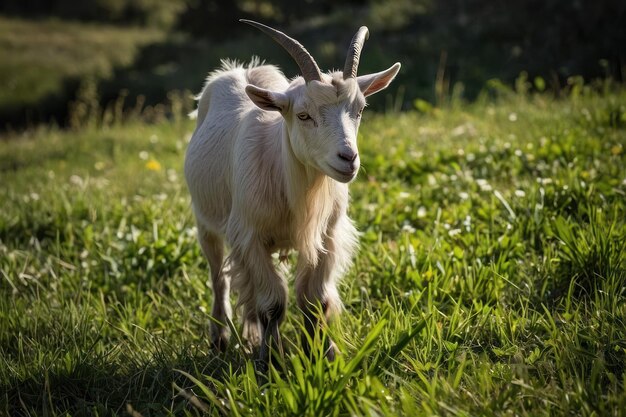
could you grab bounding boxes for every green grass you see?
[1,89,625,416]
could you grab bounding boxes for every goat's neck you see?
[280,124,336,265]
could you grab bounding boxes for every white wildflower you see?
[476,179,493,192]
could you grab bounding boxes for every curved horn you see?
[240,19,322,83]
[343,26,369,79]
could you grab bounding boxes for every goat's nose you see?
[338,151,358,162]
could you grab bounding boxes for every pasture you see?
[1,87,625,416]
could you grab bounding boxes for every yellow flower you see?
[611,144,622,156]
[145,159,162,171]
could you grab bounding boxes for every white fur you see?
[185,55,400,353]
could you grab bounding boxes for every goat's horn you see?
[240,19,322,83]
[343,26,369,79]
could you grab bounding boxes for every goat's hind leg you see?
[198,226,231,351]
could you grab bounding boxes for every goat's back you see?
[195,61,288,126]
[185,60,289,234]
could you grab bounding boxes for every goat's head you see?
[242,20,401,183]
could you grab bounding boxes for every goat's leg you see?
[230,237,287,371]
[295,261,341,361]
[257,299,285,373]
[295,213,358,361]
[242,306,261,350]
[198,226,231,351]
[255,255,287,370]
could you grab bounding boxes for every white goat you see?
[184,20,400,366]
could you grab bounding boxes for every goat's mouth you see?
[326,164,359,183]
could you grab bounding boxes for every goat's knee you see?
[232,243,287,366]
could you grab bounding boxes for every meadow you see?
[1,84,625,416]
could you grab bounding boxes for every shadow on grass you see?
[1,346,246,416]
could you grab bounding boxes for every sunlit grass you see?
[1,89,625,416]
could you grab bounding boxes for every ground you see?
[1,86,625,416]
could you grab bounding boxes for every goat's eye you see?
[297,113,311,121]
[357,108,364,118]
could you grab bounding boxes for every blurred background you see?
[1,0,624,130]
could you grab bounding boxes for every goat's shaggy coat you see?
[184,22,400,365]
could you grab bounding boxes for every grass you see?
[0,87,625,416]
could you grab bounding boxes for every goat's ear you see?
[245,85,288,112]
[357,62,401,97]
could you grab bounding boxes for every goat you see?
[184,20,400,368]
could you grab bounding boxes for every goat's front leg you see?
[295,258,341,361]
[295,214,358,361]
[230,237,287,371]
[257,298,285,372]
